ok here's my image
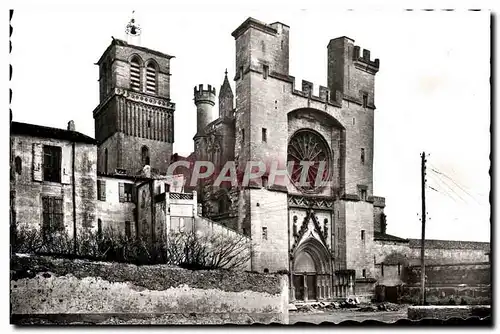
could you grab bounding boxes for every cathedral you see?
[183,17,385,300]
[10,15,489,304]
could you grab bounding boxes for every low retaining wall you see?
[408,305,491,321]
[10,255,289,325]
[401,285,490,305]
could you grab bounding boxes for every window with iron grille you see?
[43,145,61,183]
[262,226,268,240]
[42,196,64,235]
[119,183,134,202]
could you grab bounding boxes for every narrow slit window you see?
[361,148,365,165]
[263,65,269,79]
[262,128,267,142]
[363,94,368,108]
[262,227,268,240]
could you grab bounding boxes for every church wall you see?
[334,200,347,270]
[344,200,375,279]
[249,188,288,273]
[342,102,374,196]
[117,133,173,175]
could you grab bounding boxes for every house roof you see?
[408,238,490,250]
[11,121,97,145]
[374,232,409,243]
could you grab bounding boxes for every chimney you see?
[67,120,75,131]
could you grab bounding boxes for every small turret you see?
[194,84,216,136]
[219,69,234,118]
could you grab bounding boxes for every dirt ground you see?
[290,305,409,324]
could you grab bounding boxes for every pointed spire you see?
[220,69,233,97]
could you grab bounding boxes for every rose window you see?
[287,129,331,193]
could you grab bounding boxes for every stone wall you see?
[407,239,490,266]
[407,305,491,321]
[401,263,491,305]
[11,255,289,325]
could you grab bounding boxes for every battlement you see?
[286,78,342,107]
[372,196,386,208]
[194,84,216,105]
[353,45,380,74]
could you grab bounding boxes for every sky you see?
[9,7,491,242]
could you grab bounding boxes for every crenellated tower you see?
[327,36,380,106]
[194,84,216,138]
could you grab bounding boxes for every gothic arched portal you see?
[292,238,332,301]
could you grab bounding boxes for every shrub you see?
[11,224,251,270]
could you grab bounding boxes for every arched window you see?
[145,61,158,95]
[130,56,142,92]
[141,146,150,166]
[104,148,108,174]
[14,156,22,175]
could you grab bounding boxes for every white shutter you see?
[32,143,43,181]
[61,145,72,184]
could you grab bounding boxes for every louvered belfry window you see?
[146,62,157,94]
[130,57,141,91]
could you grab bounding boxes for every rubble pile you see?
[291,299,403,313]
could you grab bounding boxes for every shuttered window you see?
[119,182,134,202]
[130,57,141,92]
[145,62,157,94]
[42,196,64,235]
[97,180,106,201]
[43,145,61,183]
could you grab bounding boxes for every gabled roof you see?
[374,232,409,243]
[10,121,97,145]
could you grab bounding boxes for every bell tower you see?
[93,13,176,176]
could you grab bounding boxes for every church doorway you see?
[291,238,332,302]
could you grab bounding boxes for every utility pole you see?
[420,152,427,305]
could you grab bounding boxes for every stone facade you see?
[10,122,98,239]
[93,39,175,176]
[187,17,385,301]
